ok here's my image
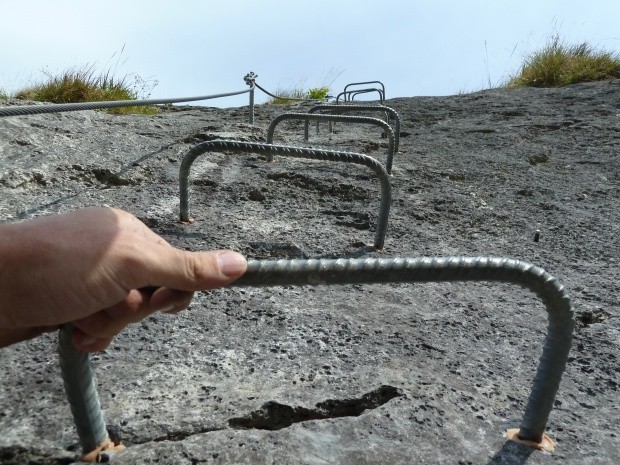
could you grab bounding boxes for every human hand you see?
[0,207,247,352]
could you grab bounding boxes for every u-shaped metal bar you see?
[305,104,401,153]
[266,113,396,174]
[344,80,386,99]
[179,140,392,249]
[59,256,573,459]
[335,88,385,104]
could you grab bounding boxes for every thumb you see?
[131,248,247,291]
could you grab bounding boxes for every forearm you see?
[0,222,51,347]
[0,221,19,329]
[0,326,57,348]
[0,220,47,329]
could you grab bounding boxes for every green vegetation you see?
[268,67,343,104]
[507,36,620,88]
[269,88,308,105]
[268,86,330,105]
[13,65,159,114]
[0,88,8,100]
[307,86,330,100]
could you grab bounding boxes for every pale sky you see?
[1,0,619,107]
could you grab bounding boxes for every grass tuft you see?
[14,65,159,114]
[506,35,620,88]
[307,86,330,100]
[267,67,343,104]
[268,86,330,104]
[269,88,308,105]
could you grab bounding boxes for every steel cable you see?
[0,87,253,118]
[59,255,573,458]
[253,82,329,102]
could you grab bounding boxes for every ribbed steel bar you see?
[335,88,385,104]
[306,104,401,152]
[266,113,396,174]
[0,87,252,117]
[233,256,573,443]
[58,325,109,453]
[244,72,257,124]
[179,140,391,249]
[58,256,572,455]
[344,80,386,100]
[351,89,383,101]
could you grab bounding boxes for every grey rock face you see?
[1,80,619,464]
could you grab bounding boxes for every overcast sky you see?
[1,0,619,107]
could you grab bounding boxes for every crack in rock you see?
[576,307,611,329]
[228,385,404,431]
[0,445,74,465]
[91,167,137,186]
[133,426,227,445]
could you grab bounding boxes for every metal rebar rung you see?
[335,88,385,104]
[59,255,573,454]
[244,72,257,124]
[178,140,391,249]
[232,256,573,443]
[58,325,109,453]
[306,104,401,153]
[343,81,386,100]
[266,113,396,173]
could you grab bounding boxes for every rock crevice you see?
[228,385,404,430]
